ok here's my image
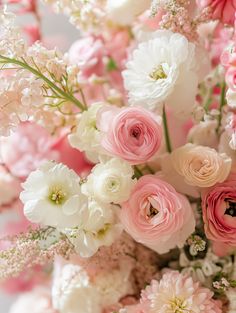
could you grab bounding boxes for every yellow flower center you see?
[169,297,189,313]
[149,64,167,80]
[49,187,67,205]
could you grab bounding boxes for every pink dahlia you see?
[141,271,222,313]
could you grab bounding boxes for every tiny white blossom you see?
[20,161,87,229]
[82,158,136,204]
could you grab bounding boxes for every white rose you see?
[82,158,136,204]
[187,121,218,149]
[123,30,201,118]
[20,161,88,229]
[171,143,232,188]
[62,201,123,258]
[106,0,151,25]
[68,103,103,154]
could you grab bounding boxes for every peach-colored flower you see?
[97,106,162,165]
[120,175,195,254]
[202,175,236,249]
[171,144,232,188]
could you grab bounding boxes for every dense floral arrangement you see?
[0,0,236,312]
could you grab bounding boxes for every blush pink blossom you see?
[120,175,196,254]
[226,66,236,91]
[141,271,222,313]
[197,0,236,25]
[202,175,236,250]
[97,106,162,165]
[0,122,59,178]
[52,134,92,176]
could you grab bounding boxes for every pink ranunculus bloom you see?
[197,0,236,25]
[0,122,59,179]
[120,175,196,254]
[202,175,236,250]
[97,106,162,165]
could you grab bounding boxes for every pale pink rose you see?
[0,122,59,178]
[226,66,236,91]
[202,175,236,249]
[9,287,56,313]
[141,271,222,313]
[97,106,162,165]
[120,175,196,254]
[69,36,105,80]
[197,0,236,25]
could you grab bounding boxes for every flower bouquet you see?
[0,1,236,312]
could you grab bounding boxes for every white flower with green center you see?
[82,158,136,204]
[20,161,87,229]
[123,30,204,119]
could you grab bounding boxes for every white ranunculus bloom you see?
[82,158,136,204]
[20,161,87,229]
[52,264,101,313]
[63,201,123,257]
[123,30,200,118]
[68,103,103,154]
[106,0,151,25]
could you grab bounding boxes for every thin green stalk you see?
[133,165,143,179]
[216,81,226,134]
[0,55,86,111]
[162,104,172,153]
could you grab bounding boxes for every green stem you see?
[0,55,86,111]
[163,104,172,153]
[133,165,143,179]
[216,81,226,134]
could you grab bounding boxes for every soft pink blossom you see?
[97,106,162,165]
[197,0,236,25]
[0,122,59,178]
[141,271,222,313]
[120,175,195,254]
[226,66,236,91]
[52,134,92,176]
[202,175,236,250]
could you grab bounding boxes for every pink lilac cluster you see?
[1,1,236,313]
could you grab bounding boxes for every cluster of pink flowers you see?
[0,1,236,313]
